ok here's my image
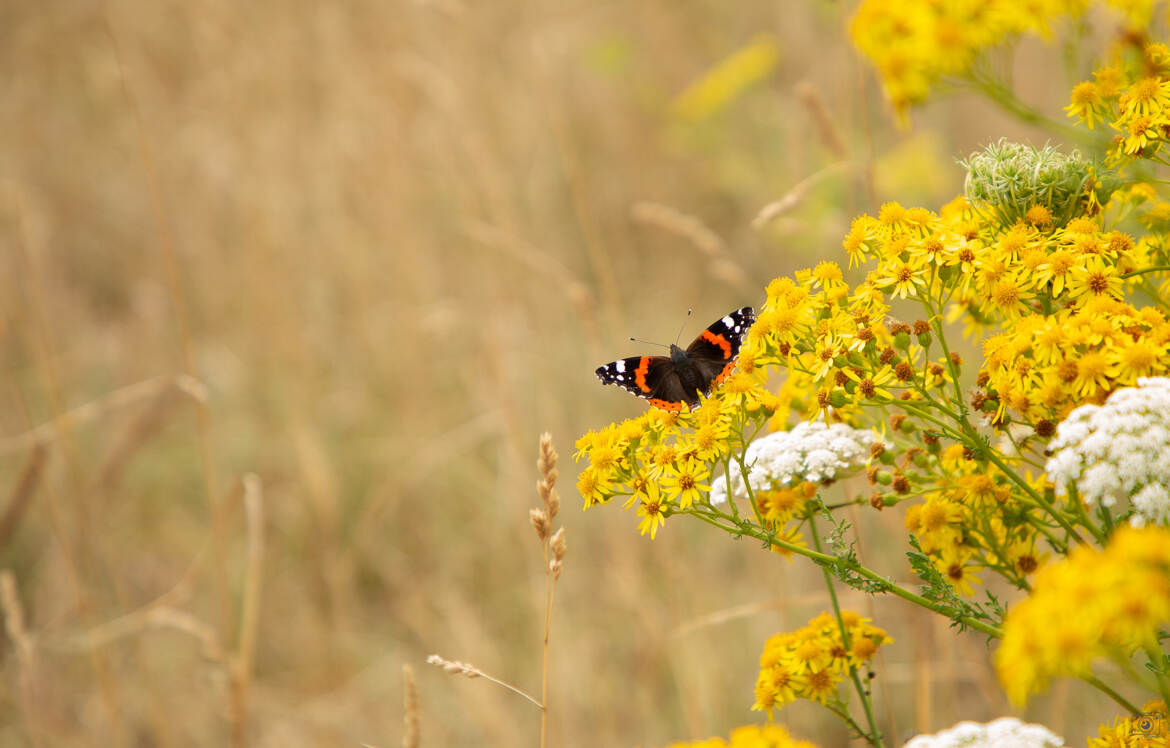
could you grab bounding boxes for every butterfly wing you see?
[595,356,691,412]
[685,306,755,386]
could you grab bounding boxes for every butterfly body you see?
[595,307,755,411]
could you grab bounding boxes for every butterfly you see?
[595,307,755,411]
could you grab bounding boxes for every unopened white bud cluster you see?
[710,421,876,505]
[902,717,1064,748]
[1046,377,1170,528]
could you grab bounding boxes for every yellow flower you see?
[1041,248,1077,296]
[577,467,612,507]
[1067,255,1125,301]
[1116,337,1167,381]
[809,261,846,290]
[846,365,897,402]
[1067,80,1105,128]
[1119,76,1170,118]
[664,723,821,748]
[635,483,669,539]
[802,666,838,705]
[981,273,1034,320]
[874,259,928,299]
[660,462,710,509]
[935,548,983,597]
[1119,113,1161,155]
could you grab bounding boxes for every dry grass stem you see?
[230,473,266,748]
[47,604,226,661]
[425,655,542,709]
[0,374,206,456]
[0,443,48,548]
[1,570,40,745]
[752,162,856,229]
[533,432,565,748]
[402,664,420,748]
[98,382,183,490]
[630,201,726,257]
[1,570,34,663]
[795,81,847,157]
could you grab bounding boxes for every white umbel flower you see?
[902,717,1064,748]
[1045,377,1170,527]
[710,421,875,505]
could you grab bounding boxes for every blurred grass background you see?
[0,1,1122,746]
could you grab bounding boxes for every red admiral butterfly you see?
[595,307,755,411]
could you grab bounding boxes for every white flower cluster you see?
[710,421,876,505]
[1045,377,1170,528]
[902,717,1064,748]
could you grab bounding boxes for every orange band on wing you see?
[700,331,733,359]
[713,359,737,386]
[648,398,686,412]
[634,357,652,392]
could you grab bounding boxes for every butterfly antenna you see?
[673,308,693,346]
[629,336,669,349]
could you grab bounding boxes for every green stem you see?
[1087,675,1143,715]
[686,495,1150,715]
[1123,266,1170,278]
[823,701,871,741]
[963,70,1088,144]
[683,507,1004,638]
[1142,642,1170,709]
[1065,484,1107,546]
[979,446,1090,546]
[809,511,885,748]
[720,455,740,521]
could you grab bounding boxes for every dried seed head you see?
[538,433,558,483]
[550,527,567,561]
[538,433,561,518]
[550,559,563,581]
[892,473,911,494]
[546,487,560,519]
[530,508,550,541]
[427,654,481,679]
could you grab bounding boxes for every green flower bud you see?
[961,139,1120,229]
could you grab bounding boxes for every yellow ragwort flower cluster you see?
[980,295,1170,425]
[753,611,892,715]
[854,0,1156,116]
[995,526,1170,705]
[664,725,820,748]
[575,375,779,538]
[844,198,1162,428]
[903,445,1050,597]
[749,258,950,421]
[1068,42,1170,162]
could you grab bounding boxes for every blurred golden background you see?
[0,1,1112,746]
